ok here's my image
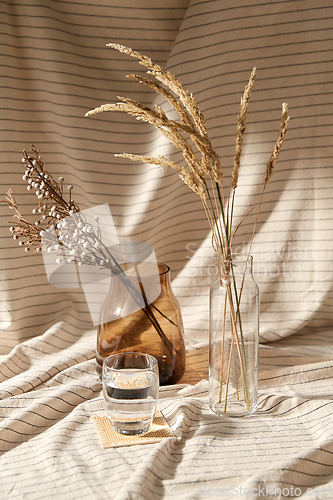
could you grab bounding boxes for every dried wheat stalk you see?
[86,44,289,270]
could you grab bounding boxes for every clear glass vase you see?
[96,263,186,385]
[209,253,259,417]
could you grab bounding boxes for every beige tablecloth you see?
[0,1,333,498]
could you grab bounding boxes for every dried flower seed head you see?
[115,152,183,173]
[0,147,117,270]
[264,103,290,186]
[212,157,223,184]
[86,44,218,193]
[106,43,207,135]
[231,67,256,190]
[179,169,205,198]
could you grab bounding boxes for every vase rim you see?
[158,263,170,275]
[117,262,170,277]
[102,351,159,371]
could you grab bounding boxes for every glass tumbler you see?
[102,352,159,435]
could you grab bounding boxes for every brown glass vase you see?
[96,263,186,385]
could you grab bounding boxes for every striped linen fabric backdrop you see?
[0,1,333,498]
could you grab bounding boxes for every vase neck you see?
[157,263,170,286]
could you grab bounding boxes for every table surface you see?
[1,329,333,499]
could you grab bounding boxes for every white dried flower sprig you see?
[2,147,182,357]
[1,146,115,269]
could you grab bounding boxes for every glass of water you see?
[102,352,159,435]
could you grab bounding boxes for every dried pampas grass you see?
[86,43,289,270]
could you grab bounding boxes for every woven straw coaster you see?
[91,410,176,448]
